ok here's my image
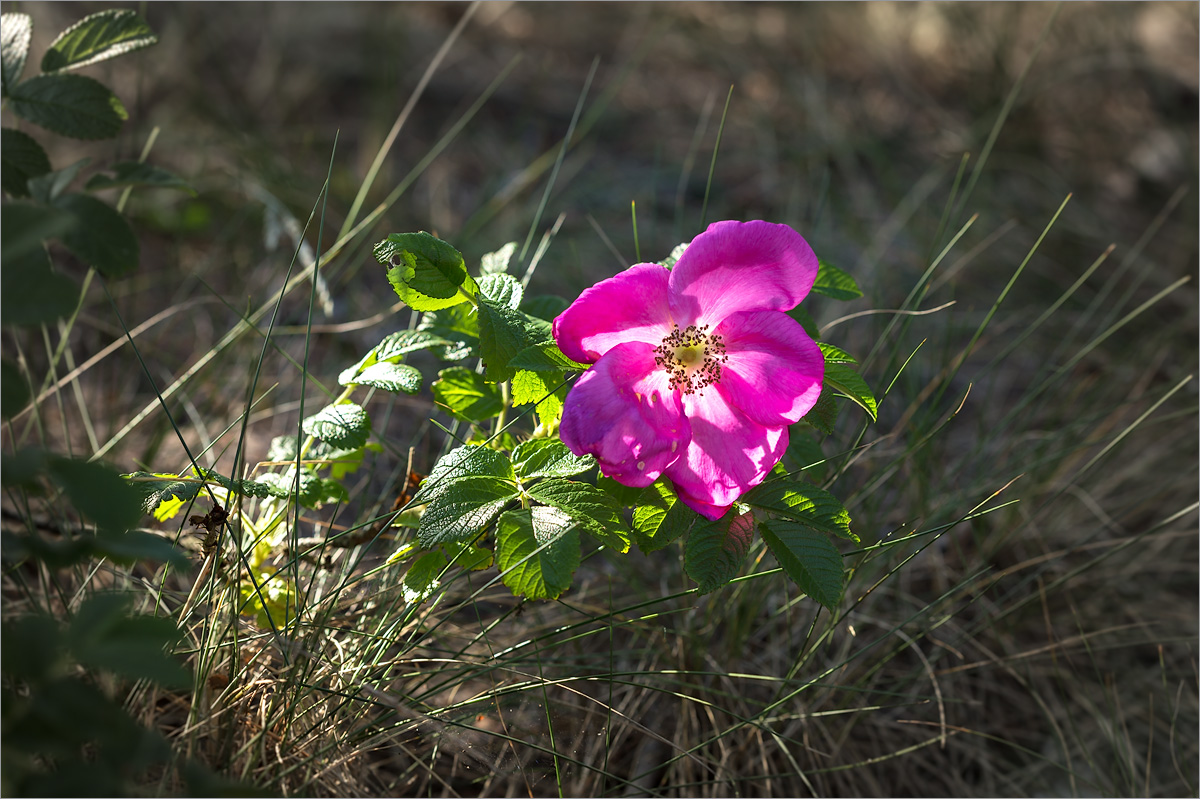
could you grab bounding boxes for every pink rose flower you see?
[553,220,825,520]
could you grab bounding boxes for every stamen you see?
[653,323,728,396]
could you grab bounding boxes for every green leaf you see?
[2,359,29,418]
[414,444,515,504]
[345,361,422,394]
[0,245,79,326]
[525,477,629,553]
[432,367,504,422]
[478,271,523,309]
[508,342,588,372]
[1,200,74,261]
[54,192,139,277]
[811,259,863,301]
[68,594,188,687]
[377,231,477,311]
[401,550,447,605]
[7,73,127,139]
[2,615,64,682]
[743,480,857,542]
[684,509,755,594]
[787,305,820,339]
[41,9,157,73]
[659,240,690,269]
[510,369,557,406]
[2,448,47,489]
[28,157,90,204]
[338,329,451,385]
[804,386,839,436]
[824,362,878,421]
[596,474,644,507]
[124,471,204,515]
[521,294,569,322]
[301,402,371,450]
[417,476,517,547]
[759,520,845,610]
[495,507,580,600]
[47,456,142,534]
[442,539,493,571]
[1,13,32,95]
[84,161,194,195]
[477,296,536,383]
[1,127,50,197]
[511,439,594,480]
[818,341,857,365]
[783,433,827,482]
[631,479,695,553]
[416,302,477,361]
[480,241,518,275]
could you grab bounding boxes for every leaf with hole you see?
[41,9,156,73]
[759,520,845,610]
[432,367,504,422]
[495,507,580,600]
[684,509,755,594]
[376,231,477,311]
[7,73,127,139]
[301,403,371,450]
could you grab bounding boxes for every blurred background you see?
[5,2,1197,796]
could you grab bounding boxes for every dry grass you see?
[3,2,1197,796]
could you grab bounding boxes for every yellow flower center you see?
[653,323,727,395]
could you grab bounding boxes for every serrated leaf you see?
[402,550,447,605]
[372,328,455,362]
[818,341,857,364]
[376,231,477,311]
[41,9,157,73]
[521,294,569,322]
[477,296,536,383]
[1,127,50,197]
[2,13,32,95]
[511,369,557,406]
[54,192,139,277]
[347,361,423,394]
[442,539,494,571]
[811,259,863,301]
[124,471,204,515]
[804,386,839,436]
[29,157,90,204]
[525,477,629,553]
[47,456,142,534]
[416,302,477,361]
[508,342,588,372]
[478,271,523,309]
[432,367,504,422]
[787,305,820,339]
[1,359,29,418]
[83,161,194,195]
[417,476,517,546]
[759,520,845,610]
[684,509,755,594]
[511,439,594,480]
[632,479,695,553]
[414,444,515,504]
[8,73,127,139]
[301,402,370,449]
[824,362,878,421]
[596,474,644,507]
[1,246,79,326]
[744,480,857,542]
[495,507,580,600]
[480,241,518,275]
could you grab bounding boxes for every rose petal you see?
[715,310,824,427]
[668,220,819,328]
[666,388,788,518]
[559,342,688,488]
[553,262,673,364]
